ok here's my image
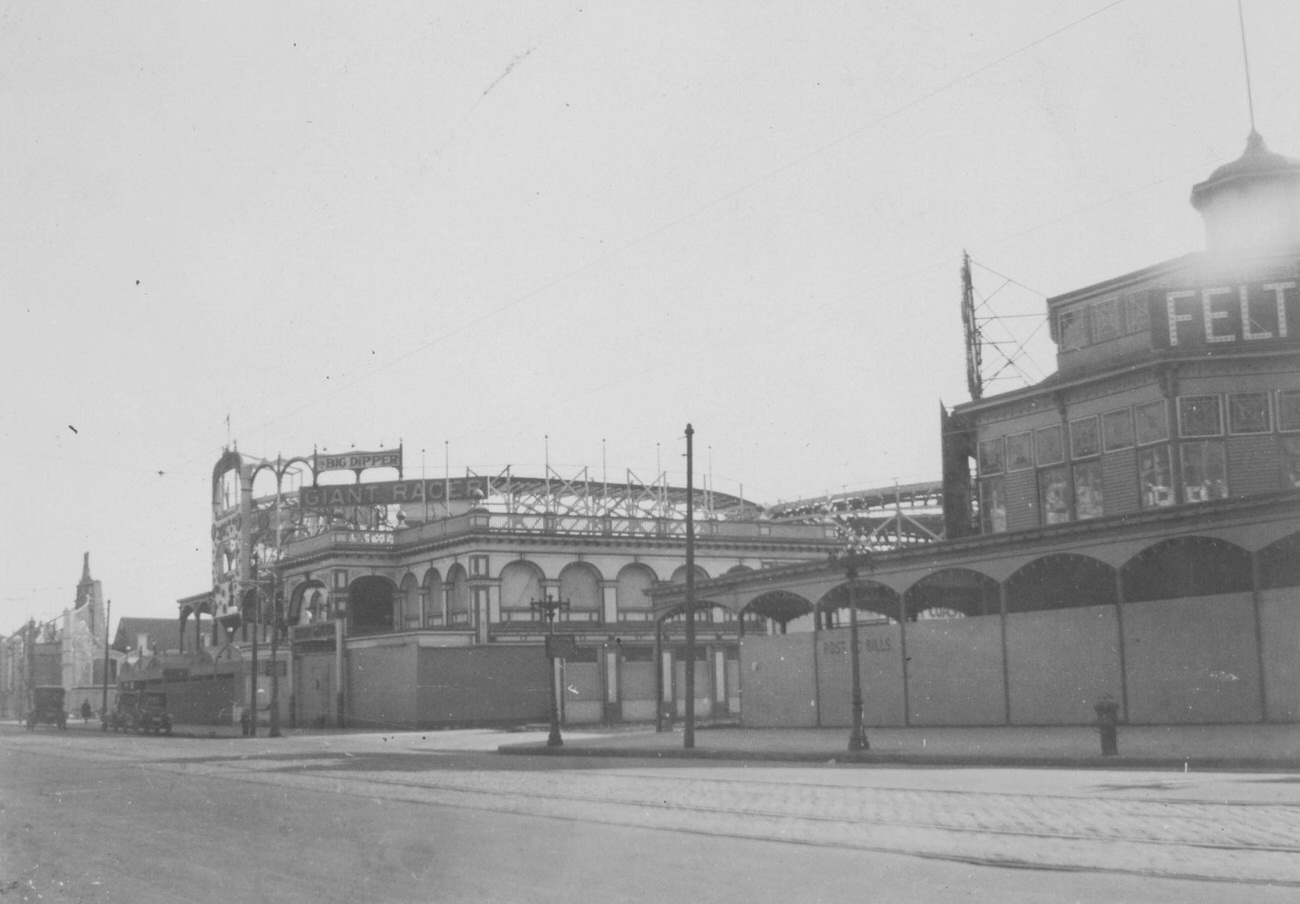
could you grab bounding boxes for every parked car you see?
[104,690,139,733]
[134,690,173,736]
[26,685,68,731]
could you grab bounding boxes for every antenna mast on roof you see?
[1238,0,1257,133]
[960,250,983,401]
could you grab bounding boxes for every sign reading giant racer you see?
[299,477,490,508]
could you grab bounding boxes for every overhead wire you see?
[244,0,1134,441]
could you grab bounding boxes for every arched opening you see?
[239,586,260,640]
[398,573,419,630]
[670,564,709,584]
[743,591,813,634]
[817,581,901,625]
[559,562,604,624]
[298,584,328,625]
[1005,554,1116,613]
[446,564,470,626]
[348,576,396,634]
[499,560,544,624]
[1121,537,1252,602]
[615,563,657,622]
[1259,531,1300,590]
[658,599,734,629]
[422,568,443,627]
[904,568,1000,619]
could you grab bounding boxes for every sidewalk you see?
[53,716,1300,770]
[497,722,1300,770]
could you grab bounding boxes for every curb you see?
[496,744,1300,772]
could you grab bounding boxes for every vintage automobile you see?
[105,689,139,732]
[134,690,173,735]
[26,685,68,731]
[104,689,173,735]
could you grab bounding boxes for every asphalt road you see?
[3,725,1299,903]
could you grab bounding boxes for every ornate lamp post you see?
[829,527,872,752]
[268,571,283,738]
[530,593,570,747]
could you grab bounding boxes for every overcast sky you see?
[4,0,1298,626]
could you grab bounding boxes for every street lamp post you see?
[530,593,570,747]
[101,599,111,731]
[830,529,871,752]
[269,571,282,738]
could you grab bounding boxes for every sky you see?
[4,0,1299,627]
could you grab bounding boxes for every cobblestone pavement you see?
[10,727,1300,887]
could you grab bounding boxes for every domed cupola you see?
[1190,130,1300,253]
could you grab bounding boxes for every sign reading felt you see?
[1155,279,1297,349]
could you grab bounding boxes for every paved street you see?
[3,724,1299,902]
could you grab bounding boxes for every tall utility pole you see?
[249,566,259,738]
[101,599,111,730]
[269,571,281,738]
[684,423,696,749]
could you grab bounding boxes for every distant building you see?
[0,554,120,718]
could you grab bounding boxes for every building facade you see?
[653,132,1300,727]
[1,554,118,720]
[181,450,838,729]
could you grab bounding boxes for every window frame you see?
[1228,392,1272,435]
[1178,395,1224,438]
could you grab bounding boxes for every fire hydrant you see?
[1093,696,1120,757]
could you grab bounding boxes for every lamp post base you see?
[848,729,869,752]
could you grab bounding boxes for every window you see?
[1228,393,1271,434]
[980,478,1007,534]
[1103,408,1134,451]
[1092,298,1122,342]
[977,437,1005,475]
[1139,445,1173,508]
[1059,308,1088,349]
[1135,401,1168,445]
[1179,395,1223,437]
[1180,442,1227,502]
[422,591,442,627]
[1073,461,1104,519]
[1006,432,1034,470]
[1070,416,1100,458]
[1035,425,1063,465]
[1282,436,1300,488]
[470,555,489,577]
[1279,390,1300,432]
[1125,293,1150,333]
[1039,467,1070,524]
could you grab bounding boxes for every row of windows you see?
[978,390,1300,476]
[1057,291,1150,350]
[981,436,1300,532]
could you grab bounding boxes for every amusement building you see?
[655,129,1300,729]
[138,128,1300,733]
[163,451,846,730]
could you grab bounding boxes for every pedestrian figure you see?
[80,700,92,724]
